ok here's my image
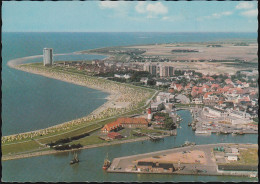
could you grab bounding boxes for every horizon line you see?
[2,31,257,33]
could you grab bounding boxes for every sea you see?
[2,32,258,182]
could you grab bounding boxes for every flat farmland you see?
[127,43,258,75]
[127,43,257,61]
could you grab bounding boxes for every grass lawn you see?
[226,148,258,166]
[2,140,42,155]
[69,135,106,146]
[38,123,101,144]
[237,148,258,165]
[137,128,164,135]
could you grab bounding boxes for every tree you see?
[147,79,156,86]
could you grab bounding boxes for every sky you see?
[2,1,258,32]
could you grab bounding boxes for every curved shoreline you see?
[4,53,114,137]
[3,53,154,144]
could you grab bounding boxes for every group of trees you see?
[47,133,90,147]
[153,112,176,130]
[53,144,83,150]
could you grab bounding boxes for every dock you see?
[107,143,258,177]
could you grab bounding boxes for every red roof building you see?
[101,121,122,133]
[107,132,123,139]
[117,117,149,128]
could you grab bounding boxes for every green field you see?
[2,140,44,155]
[225,148,258,166]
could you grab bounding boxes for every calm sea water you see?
[2,32,257,181]
[2,110,257,182]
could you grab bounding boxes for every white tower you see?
[147,107,152,121]
[43,48,53,66]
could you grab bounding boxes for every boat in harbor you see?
[70,152,79,165]
[188,123,192,126]
[195,130,211,135]
[103,154,111,170]
[220,130,229,134]
[192,126,196,131]
[181,141,196,147]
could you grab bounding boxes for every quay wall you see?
[218,164,258,171]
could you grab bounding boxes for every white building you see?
[151,101,164,112]
[231,148,239,154]
[156,92,174,103]
[43,48,53,66]
[227,155,238,161]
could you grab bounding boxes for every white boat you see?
[195,130,211,135]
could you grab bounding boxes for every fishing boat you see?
[70,152,79,165]
[188,123,192,126]
[103,154,111,170]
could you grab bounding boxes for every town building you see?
[227,155,238,161]
[107,132,123,139]
[151,101,164,112]
[101,121,122,133]
[117,117,149,128]
[156,92,174,103]
[159,65,169,77]
[102,117,149,132]
[136,161,175,173]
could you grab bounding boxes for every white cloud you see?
[241,9,258,17]
[135,2,168,18]
[212,11,233,18]
[197,11,233,21]
[146,2,168,15]
[161,16,184,22]
[236,2,255,10]
[135,2,146,14]
[98,1,131,18]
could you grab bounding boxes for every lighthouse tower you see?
[147,107,152,121]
